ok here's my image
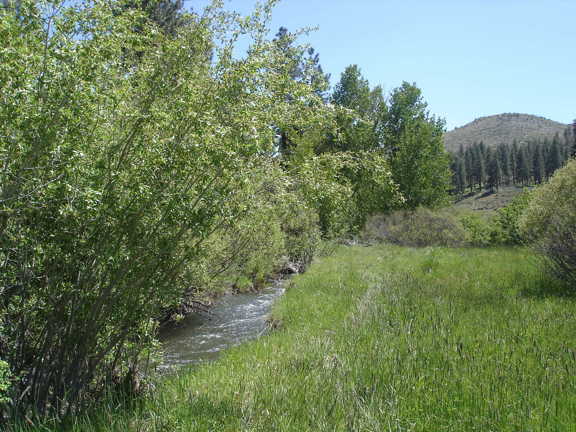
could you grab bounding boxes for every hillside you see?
[453,185,526,213]
[444,113,568,152]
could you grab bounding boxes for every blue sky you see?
[191,0,575,130]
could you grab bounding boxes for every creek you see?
[159,280,286,369]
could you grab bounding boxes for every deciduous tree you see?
[381,82,451,207]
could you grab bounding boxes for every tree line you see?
[451,126,575,195]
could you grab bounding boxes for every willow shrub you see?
[365,189,533,249]
[363,208,468,247]
[0,0,330,420]
[191,162,321,294]
[520,159,576,289]
[295,151,403,237]
[490,189,532,245]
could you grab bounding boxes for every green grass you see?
[19,245,576,431]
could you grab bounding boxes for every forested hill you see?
[444,113,568,152]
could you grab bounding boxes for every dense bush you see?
[457,190,532,247]
[520,159,576,288]
[458,212,495,247]
[362,208,467,247]
[193,163,321,294]
[296,151,403,237]
[278,192,321,273]
[0,0,329,419]
[491,189,532,245]
[363,191,533,248]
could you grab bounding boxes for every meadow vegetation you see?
[15,245,576,431]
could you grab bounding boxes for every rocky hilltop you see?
[444,113,568,152]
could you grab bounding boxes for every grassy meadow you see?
[21,245,576,431]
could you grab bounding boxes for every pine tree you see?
[464,147,474,191]
[544,138,552,175]
[572,119,576,157]
[496,143,511,185]
[478,141,487,162]
[547,134,563,178]
[272,27,330,156]
[517,147,531,185]
[452,157,467,196]
[475,144,486,189]
[304,47,331,101]
[511,140,519,184]
[123,0,192,37]
[458,157,467,195]
[273,27,330,97]
[564,126,573,158]
[533,144,545,184]
[456,145,468,192]
[487,151,502,192]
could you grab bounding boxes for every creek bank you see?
[158,279,288,369]
[157,259,300,369]
[158,258,300,329]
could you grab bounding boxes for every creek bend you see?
[159,280,286,369]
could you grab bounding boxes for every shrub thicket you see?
[364,189,533,248]
[362,208,467,247]
[296,152,403,237]
[458,190,532,246]
[0,0,330,419]
[491,190,532,245]
[520,159,576,288]
[458,212,494,246]
[191,162,321,295]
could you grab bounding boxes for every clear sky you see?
[191,0,575,130]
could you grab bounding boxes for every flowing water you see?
[160,280,286,370]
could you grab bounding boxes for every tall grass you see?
[17,246,576,431]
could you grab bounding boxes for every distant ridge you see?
[444,113,568,152]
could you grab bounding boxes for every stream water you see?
[159,280,286,370]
